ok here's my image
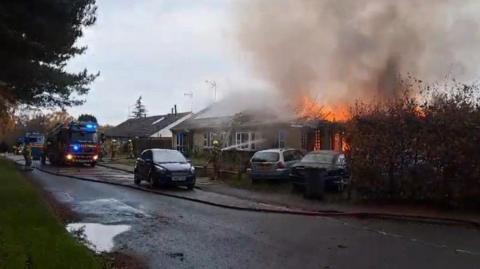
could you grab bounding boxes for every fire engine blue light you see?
[85,124,96,129]
[72,144,80,151]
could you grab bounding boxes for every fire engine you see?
[23,132,45,160]
[42,121,100,167]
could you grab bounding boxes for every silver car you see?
[248,148,304,183]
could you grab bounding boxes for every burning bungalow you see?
[170,102,346,155]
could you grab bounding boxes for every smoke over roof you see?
[235,0,480,104]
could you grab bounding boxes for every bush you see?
[346,81,480,207]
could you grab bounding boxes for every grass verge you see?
[0,159,103,268]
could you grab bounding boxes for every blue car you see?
[134,149,196,189]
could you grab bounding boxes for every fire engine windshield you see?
[70,131,98,143]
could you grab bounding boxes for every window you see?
[204,132,219,148]
[337,154,346,166]
[294,150,305,160]
[236,131,256,150]
[70,131,98,143]
[283,150,303,162]
[283,151,294,162]
[176,132,187,153]
[314,129,322,151]
[251,132,256,150]
[236,132,249,149]
[302,152,336,164]
[220,132,229,147]
[251,151,279,162]
[277,130,287,148]
[152,150,187,163]
[141,150,152,160]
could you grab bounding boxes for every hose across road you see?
[10,158,480,229]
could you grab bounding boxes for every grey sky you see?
[67,0,267,125]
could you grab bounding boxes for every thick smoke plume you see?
[235,0,480,105]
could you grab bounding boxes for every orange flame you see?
[297,97,350,122]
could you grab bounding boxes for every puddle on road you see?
[66,223,130,253]
[73,198,150,223]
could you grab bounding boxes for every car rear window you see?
[251,152,280,162]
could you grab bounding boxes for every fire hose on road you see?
[11,158,480,229]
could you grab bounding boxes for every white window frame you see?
[277,130,287,148]
[203,132,211,148]
[235,131,255,150]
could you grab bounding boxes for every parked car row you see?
[248,148,350,193]
[132,148,349,195]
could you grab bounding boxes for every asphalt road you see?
[18,161,480,268]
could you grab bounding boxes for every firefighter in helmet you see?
[210,139,221,180]
[127,139,135,159]
[23,142,33,169]
[110,139,118,160]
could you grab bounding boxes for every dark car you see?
[134,149,195,189]
[290,150,349,192]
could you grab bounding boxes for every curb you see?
[10,159,480,229]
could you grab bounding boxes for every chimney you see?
[171,107,174,114]
[174,104,177,115]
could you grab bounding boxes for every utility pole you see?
[184,91,193,112]
[205,80,217,102]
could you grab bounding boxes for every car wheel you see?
[148,173,159,188]
[134,171,141,185]
[186,184,194,190]
[90,162,96,168]
[41,155,46,165]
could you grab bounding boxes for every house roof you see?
[172,104,344,132]
[105,112,191,138]
[171,105,295,131]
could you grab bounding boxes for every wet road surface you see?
[16,160,480,268]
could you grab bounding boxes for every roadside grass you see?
[0,159,102,268]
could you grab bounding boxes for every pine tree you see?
[131,96,147,119]
[0,0,98,116]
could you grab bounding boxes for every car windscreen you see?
[70,131,98,143]
[26,137,41,143]
[302,153,336,164]
[153,150,187,163]
[251,152,279,162]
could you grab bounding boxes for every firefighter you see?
[210,139,221,180]
[127,139,135,159]
[23,142,33,170]
[110,139,118,160]
[99,133,107,161]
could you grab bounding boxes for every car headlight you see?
[190,166,195,173]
